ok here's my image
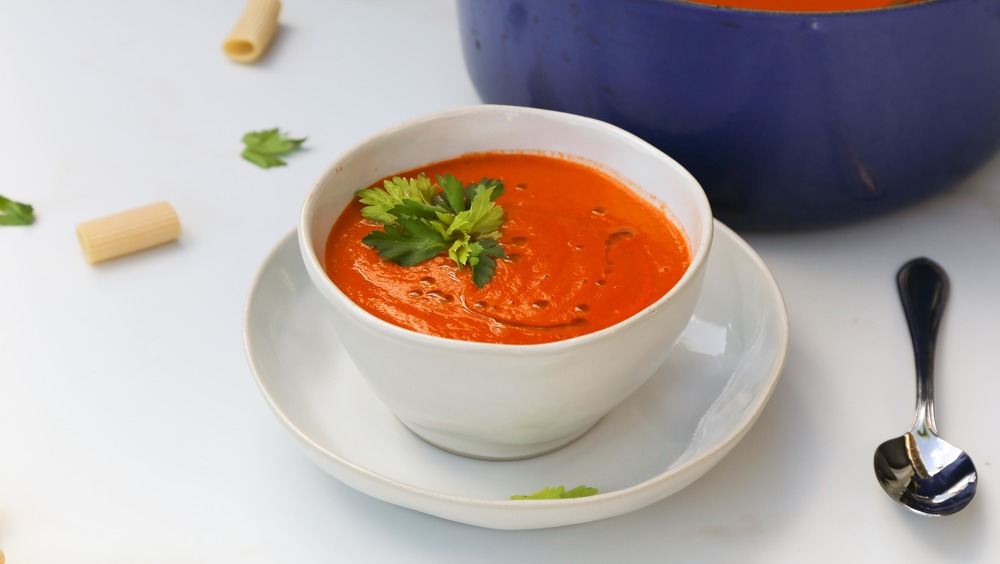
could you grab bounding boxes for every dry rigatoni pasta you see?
[76,202,181,264]
[223,0,282,63]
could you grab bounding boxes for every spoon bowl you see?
[873,257,977,516]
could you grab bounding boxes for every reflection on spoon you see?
[873,258,977,516]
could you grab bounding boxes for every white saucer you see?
[243,221,788,530]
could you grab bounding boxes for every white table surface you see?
[3,1,998,562]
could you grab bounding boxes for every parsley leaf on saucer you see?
[510,485,599,500]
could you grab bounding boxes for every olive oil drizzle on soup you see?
[324,152,691,345]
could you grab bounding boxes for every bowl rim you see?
[298,104,714,353]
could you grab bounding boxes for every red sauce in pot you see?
[681,0,925,11]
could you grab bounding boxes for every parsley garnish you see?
[510,485,599,500]
[358,174,507,288]
[0,194,35,226]
[241,128,306,168]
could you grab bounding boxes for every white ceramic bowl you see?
[299,105,713,460]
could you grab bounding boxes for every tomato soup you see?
[324,153,690,345]
[681,0,925,11]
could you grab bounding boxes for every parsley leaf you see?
[241,128,306,169]
[510,485,599,500]
[358,175,437,223]
[361,217,448,266]
[0,194,35,226]
[460,186,505,237]
[436,174,467,214]
[470,239,506,289]
[358,173,507,287]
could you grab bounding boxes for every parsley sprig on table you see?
[358,173,507,288]
[510,485,599,500]
[241,128,306,169]
[0,194,35,226]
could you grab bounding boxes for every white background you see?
[2,1,998,562]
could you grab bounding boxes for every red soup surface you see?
[682,0,925,11]
[324,152,691,345]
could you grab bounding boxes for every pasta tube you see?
[223,0,282,63]
[76,202,181,264]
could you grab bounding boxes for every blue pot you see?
[456,0,1000,229]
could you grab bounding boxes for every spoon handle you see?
[897,257,949,435]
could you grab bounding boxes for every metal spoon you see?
[873,257,977,516]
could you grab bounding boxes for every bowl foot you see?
[399,417,601,461]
